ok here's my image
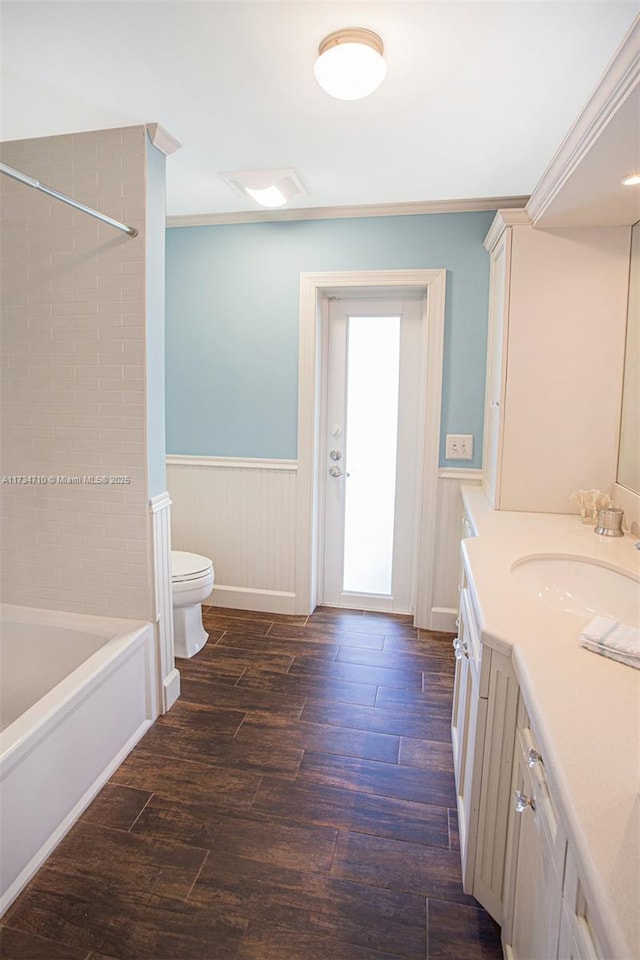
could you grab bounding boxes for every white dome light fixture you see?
[314,28,387,101]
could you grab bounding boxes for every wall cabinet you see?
[481,212,630,513]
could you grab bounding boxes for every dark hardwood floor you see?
[0,606,502,960]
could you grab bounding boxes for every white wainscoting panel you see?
[149,492,179,712]
[431,470,482,630]
[167,458,482,624]
[167,457,298,615]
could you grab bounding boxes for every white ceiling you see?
[1,1,639,218]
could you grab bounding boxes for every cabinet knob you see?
[527,748,543,768]
[453,637,468,660]
[490,400,500,408]
[513,789,536,814]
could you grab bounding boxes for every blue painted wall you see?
[165,211,494,468]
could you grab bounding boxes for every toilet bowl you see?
[171,550,214,658]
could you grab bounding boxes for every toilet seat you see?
[171,550,213,583]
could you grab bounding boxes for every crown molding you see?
[166,195,530,228]
[146,123,181,156]
[526,15,640,224]
[483,208,532,251]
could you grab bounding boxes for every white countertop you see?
[460,486,640,960]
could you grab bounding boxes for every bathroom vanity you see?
[452,486,640,960]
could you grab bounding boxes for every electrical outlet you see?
[446,434,473,460]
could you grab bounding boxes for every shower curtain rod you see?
[0,161,138,237]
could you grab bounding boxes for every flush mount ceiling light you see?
[621,173,640,186]
[314,28,387,101]
[221,168,305,208]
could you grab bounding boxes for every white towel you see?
[579,617,640,670]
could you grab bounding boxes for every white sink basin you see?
[511,555,640,623]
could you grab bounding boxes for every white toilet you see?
[171,550,215,658]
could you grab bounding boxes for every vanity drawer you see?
[514,698,566,880]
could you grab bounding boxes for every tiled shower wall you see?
[0,126,153,618]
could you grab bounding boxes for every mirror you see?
[617,220,640,494]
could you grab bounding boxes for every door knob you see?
[329,466,350,478]
[329,450,342,461]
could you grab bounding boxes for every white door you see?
[319,294,425,613]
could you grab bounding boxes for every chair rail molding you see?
[166,454,297,471]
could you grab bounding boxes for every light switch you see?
[446,434,473,460]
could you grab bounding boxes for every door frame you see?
[295,269,447,627]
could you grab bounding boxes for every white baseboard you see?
[163,668,181,711]
[204,584,297,616]
[430,606,458,632]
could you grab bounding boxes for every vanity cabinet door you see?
[451,587,488,892]
[558,905,600,960]
[557,848,607,960]
[472,648,519,922]
[502,699,565,960]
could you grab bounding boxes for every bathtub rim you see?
[0,603,156,771]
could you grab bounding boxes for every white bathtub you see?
[0,604,158,915]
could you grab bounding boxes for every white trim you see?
[149,492,174,712]
[526,16,640,225]
[430,607,458,633]
[166,195,530,228]
[149,490,172,513]
[146,123,182,156]
[438,468,483,481]
[163,669,181,711]
[295,269,446,626]
[166,454,298,471]
[204,585,297,616]
[483,209,531,252]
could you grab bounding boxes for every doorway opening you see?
[295,269,447,628]
[319,295,425,613]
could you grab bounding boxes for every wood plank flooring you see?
[0,606,502,960]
